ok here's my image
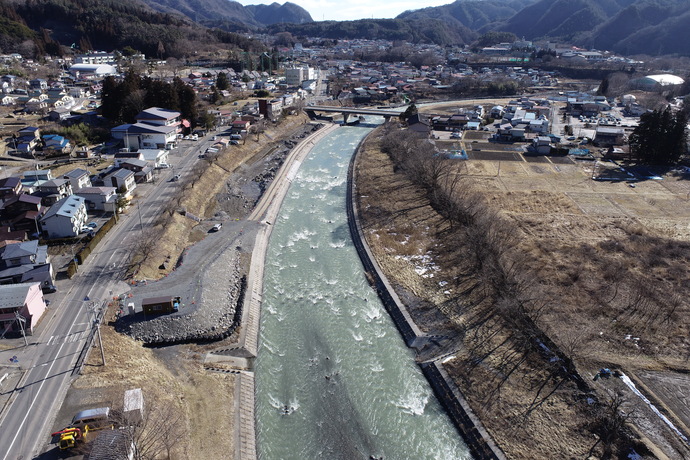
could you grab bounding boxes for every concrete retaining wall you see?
[346,132,506,460]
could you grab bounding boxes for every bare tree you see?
[104,390,185,460]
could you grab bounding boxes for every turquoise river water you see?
[255,122,471,460]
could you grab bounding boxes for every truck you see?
[51,407,113,451]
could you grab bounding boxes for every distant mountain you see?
[139,0,313,29]
[579,0,690,55]
[496,0,633,40]
[397,0,537,31]
[266,18,477,46]
[396,0,690,56]
[246,2,312,25]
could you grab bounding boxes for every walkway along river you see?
[255,123,471,459]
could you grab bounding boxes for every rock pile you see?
[124,248,246,346]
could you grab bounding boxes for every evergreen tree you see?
[216,72,229,91]
[629,107,687,164]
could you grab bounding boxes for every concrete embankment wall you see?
[346,133,506,460]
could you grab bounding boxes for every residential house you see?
[258,99,283,118]
[230,120,250,134]
[35,178,73,206]
[1,95,16,106]
[22,169,52,183]
[63,168,92,191]
[407,113,431,136]
[0,177,23,201]
[75,186,117,212]
[0,226,27,244]
[103,169,136,197]
[0,240,54,292]
[594,126,625,147]
[113,151,144,167]
[40,195,87,239]
[42,134,71,153]
[120,159,153,183]
[29,78,47,91]
[138,149,169,168]
[0,193,42,236]
[532,136,552,155]
[15,127,41,154]
[0,282,47,335]
[48,107,72,122]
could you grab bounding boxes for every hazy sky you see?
[233,0,452,21]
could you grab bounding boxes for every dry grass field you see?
[355,125,690,459]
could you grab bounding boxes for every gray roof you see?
[63,168,90,179]
[41,195,85,221]
[2,240,38,260]
[127,122,176,135]
[38,178,69,188]
[122,159,147,168]
[136,106,180,121]
[75,186,116,196]
[106,168,134,180]
[0,282,39,309]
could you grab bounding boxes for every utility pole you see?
[14,312,27,347]
[137,201,143,232]
[89,302,106,366]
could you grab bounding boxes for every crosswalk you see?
[46,329,89,346]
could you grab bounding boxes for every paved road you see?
[0,136,211,460]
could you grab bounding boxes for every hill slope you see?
[0,0,263,58]
[140,0,312,29]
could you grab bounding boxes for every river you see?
[255,122,470,460]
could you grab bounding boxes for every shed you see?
[123,388,144,424]
[141,296,180,315]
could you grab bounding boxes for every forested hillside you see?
[0,0,263,58]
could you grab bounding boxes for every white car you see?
[190,134,199,141]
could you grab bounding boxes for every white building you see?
[138,149,169,168]
[75,52,116,65]
[285,66,314,86]
[40,195,87,239]
[103,169,136,198]
[63,168,92,191]
[69,64,118,79]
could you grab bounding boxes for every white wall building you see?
[40,195,87,238]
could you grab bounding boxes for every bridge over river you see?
[304,105,404,123]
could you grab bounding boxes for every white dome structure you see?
[69,63,117,77]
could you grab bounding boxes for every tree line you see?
[101,71,198,127]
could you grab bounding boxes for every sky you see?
[233,0,453,22]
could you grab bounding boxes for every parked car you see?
[172,174,181,182]
[210,223,222,232]
[156,163,170,169]
[190,134,198,141]
[87,222,98,228]
[79,226,92,234]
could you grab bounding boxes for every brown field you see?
[355,127,690,459]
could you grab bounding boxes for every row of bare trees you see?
[377,127,637,454]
